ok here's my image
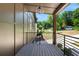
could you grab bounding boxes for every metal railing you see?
[57,33,79,56]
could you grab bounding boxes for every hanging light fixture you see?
[36,4,42,14]
[36,4,44,14]
[37,6,41,14]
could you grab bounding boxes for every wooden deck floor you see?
[16,41,64,56]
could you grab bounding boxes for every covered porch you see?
[15,3,67,56]
[1,3,76,56]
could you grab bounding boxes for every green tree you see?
[72,8,79,30]
[72,8,79,26]
[47,15,53,27]
[62,11,73,26]
[57,14,63,30]
[37,15,53,31]
[56,11,74,30]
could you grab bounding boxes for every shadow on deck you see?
[16,40,64,56]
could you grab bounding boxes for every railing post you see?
[64,35,65,56]
[53,14,56,45]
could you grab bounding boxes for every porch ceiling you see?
[24,3,67,14]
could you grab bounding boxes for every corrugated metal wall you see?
[0,3,36,56]
[14,4,24,54]
[24,12,37,44]
[0,4,14,56]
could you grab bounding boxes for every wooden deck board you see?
[47,45,55,56]
[16,41,63,56]
[53,45,64,55]
[49,45,59,56]
[43,44,49,56]
[45,45,51,56]
[42,44,49,56]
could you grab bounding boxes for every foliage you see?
[57,43,62,49]
[57,8,79,30]
[37,21,44,35]
[72,19,79,26]
[64,47,72,56]
[59,11,73,26]
[72,8,79,26]
[37,15,53,31]
[57,11,74,30]
[57,14,65,30]
[57,43,73,56]
[37,7,79,31]
[73,26,79,30]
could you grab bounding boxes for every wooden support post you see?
[53,3,66,45]
[53,14,57,45]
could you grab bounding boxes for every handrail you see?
[57,33,79,39]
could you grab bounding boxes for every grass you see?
[42,32,53,40]
[41,30,79,41]
[73,26,79,30]
[57,30,79,36]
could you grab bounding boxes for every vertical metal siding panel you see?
[0,4,14,56]
[24,11,28,44]
[24,5,37,44]
[15,4,24,53]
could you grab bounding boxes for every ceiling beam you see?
[24,3,56,9]
[53,3,66,15]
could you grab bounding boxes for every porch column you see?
[53,14,57,45]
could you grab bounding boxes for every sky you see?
[36,3,79,22]
[36,13,48,22]
[64,3,79,11]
